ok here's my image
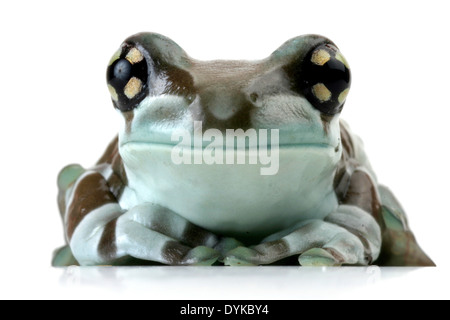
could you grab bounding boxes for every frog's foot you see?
[114,203,222,266]
[298,233,364,266]
[52,245,79,267]
[224,222,366,266]
[225,207,381,266]
[118,220,219,266]
[222,246,260,266]
[71,202,221,266]
[57,164,85,216]
[299,248,342,266]
[214,237,244,262]
[377,185,435,266]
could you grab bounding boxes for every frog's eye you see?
[300,44,351,115]
[106,46,148,112]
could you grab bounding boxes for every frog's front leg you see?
[224,169,382,266]
[64,170,221,266]
[224,211,379,266]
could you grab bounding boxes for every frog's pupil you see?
[114,59,132,81]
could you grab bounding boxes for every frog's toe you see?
[57,164,85,191]
[298,248,343,267]
[214,237,244,259]
[52,245,79,267]
[299,232,367,266]
[223,247,260,266]
[182,246,220,266]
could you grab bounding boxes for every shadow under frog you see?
[53,33,434,267]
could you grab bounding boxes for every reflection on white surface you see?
[0,264,444,299]
[54,266,430,299]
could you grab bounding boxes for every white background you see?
[0,0,449,300]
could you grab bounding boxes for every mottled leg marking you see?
[65,171,117,241]
[98,218,119,261]
[69,203,124,265]
[224,220,367,266]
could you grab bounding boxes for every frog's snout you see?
[194,89,255,130]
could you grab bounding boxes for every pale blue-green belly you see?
[120,144,340,241]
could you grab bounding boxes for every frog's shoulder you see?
[95,136,127,199]
[339,119,356,159]
[334,119,378,201]
[339,119,377,181]
[96,136,119,165]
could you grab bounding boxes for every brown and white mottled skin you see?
[54,33,434,267]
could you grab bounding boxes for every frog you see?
[53,32,434,267]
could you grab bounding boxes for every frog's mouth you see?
[120,139,338,150]
[120,121,341,172]
[120,124,340,150]
[120,137,341,179]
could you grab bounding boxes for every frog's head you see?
[106,32,350,180]
[107,32,350,138]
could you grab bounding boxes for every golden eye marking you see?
[338,88,350,104]
[311,49,331,66]
[312,83,332,102]
[126,48,144,64]
[108,49,122,66]
[124,77,143,99]
[335,52,350,69]
[108,85,119,101]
